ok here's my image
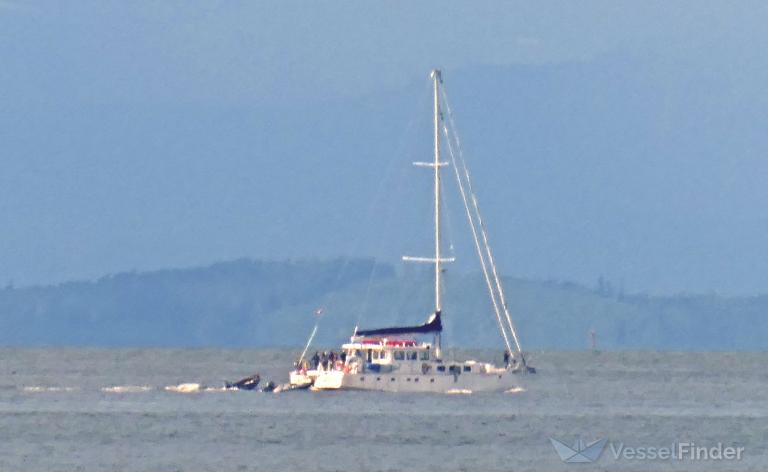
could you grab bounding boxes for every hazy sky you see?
[2,1,768,294]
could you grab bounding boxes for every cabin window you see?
[360,377,365,382]
[414,377,419,382]
[419,351,430,361]
[376,377,381,381]
[463,366,471,372]
[355,350,363,357]
[407,351,417,360]
[394,351,405,361]
[391,378,396,382]
[437,365,446,372]
[367,350,372,362]
[372,351,379,360]
[430,378,435,383]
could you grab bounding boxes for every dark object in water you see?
[272,382,312,393]
[225,374,261,390]
[261,381,277,392]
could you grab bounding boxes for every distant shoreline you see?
[0,258,764,351]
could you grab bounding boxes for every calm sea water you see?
[0,348,765,471]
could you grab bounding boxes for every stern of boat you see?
[312,370,345,390]
[289,369,318,387]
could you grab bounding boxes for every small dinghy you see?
[225,374,261,391]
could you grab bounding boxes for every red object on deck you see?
[359,338,417,347]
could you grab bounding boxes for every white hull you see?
[312,369,522,393]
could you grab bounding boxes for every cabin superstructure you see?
[304,333,517,391]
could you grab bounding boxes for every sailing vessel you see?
[290,69,533,393]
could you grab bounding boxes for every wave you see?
[22,386,78,393]
[101,385,152,393]
[445,389,473,395]
[203,386,236,393]
[164,383,203,393]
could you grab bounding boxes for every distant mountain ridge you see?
[0,258,765,350]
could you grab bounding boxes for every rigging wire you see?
[298,308,324,364]
[353,77,433,333]
[440,163,458,262]
[440,112,514,355]
[297,77,433,361]
[440,85,524,354]
[355,157,411,332]
[436,175,456,345]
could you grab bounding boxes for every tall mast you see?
[432,69,443,360]
[402,70,447,359]
[432,69,442,314]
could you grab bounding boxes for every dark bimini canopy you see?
[355,311,443,336]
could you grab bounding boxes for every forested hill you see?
[0,258,765,350]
